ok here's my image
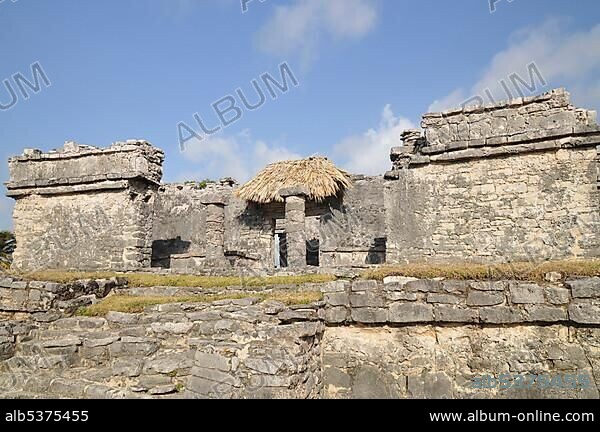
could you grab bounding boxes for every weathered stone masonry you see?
[0,276,599,399]
[6,140,163,271]
[386,89,600,263]
[6,89,599,272]
[2,87,600,400]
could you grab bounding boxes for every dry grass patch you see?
[77,290,323,316]
[363,260,600,282]
[12,271,335,288]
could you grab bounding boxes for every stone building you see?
[5,88,600,273]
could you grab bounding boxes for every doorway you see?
[274,230,288,268]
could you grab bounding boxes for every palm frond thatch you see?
[235,157,352,204]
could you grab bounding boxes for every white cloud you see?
[429,20,600,113]
[255,0,377,67]
[334,105,415,175]
[179,130,301,183]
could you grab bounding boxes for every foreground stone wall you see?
[1,276,599,399]
[321,277,600,326]
[0,298,323,399]
[320,277,600,399]
[0,276,122,319]
[322,326,600,399]
[386,89,600,263]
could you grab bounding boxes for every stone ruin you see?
[5,88,600,274]
[1,88,600,399]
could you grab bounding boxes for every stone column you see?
[201,193,227,264]
[280,186,308,269]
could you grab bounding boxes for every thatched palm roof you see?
[235,157,352,204]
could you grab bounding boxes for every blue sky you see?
[1,0,599,229]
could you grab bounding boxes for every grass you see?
[362,259,600,282]
[12,271,336,288]
[13,259,600,289]
[77,290,323,316]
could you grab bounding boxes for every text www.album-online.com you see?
[430,411,595,422]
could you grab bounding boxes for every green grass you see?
[12,271,336,288]
[362,259,600,282]
[77,290,323,316]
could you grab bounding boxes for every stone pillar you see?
[201,193,227,264]
[280,187,308,269]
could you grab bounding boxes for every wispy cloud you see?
[178,130,301,182]
[429,19,600,112]
[334,105,414,176]
[254,0,378,68]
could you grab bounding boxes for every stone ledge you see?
[5,179,131,197]
[8,140,164,163]
[320,277,600,326]
[0,276,125,314]
[7,141,164,193]
[422,88,572,120]
[388,131,600,171]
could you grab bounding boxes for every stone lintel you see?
[279,186,310,198]
[200,193,228,206]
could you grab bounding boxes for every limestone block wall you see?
[11,185,156,271]
[223,197,277,269]
[153,177,387,272]
[7,140,163,190]
[320,278,600,326]
[7,141,164,272]
[0,298,323,399]
[420,88,597,147]
[320,277,600,399]
[322,326,600,399]
[152,183,229,268]
[0,275,122,319]
[1,276,599,399]
[152,183,275,271]
[386,148,600,263]
[386,89,600,264]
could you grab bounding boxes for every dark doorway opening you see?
[151,237,191,269]
[274,231,288,268]
[366,237,387,265]
[306,238,320,267]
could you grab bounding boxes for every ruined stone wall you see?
[322,326,599,399]
[151,183,275,272]
[152,183,228,268]
[386,89,600,264]
[224,198,277,269]
[2,276,599,399]
[320,277,600,399]
[7,141,163,272]
[12,186,154,271]
[152,177,386,272]
[421,88,596,147]
[0,296,323,399]
[6,88,600,273]
[320,176,386,267]
[0,275,123,319]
